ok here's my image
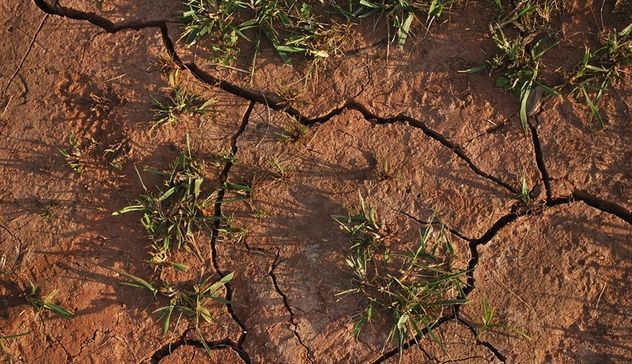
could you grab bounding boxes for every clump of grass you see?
[569,23,631,125]
[113,141,215,265]
[276,119,309,142]
[335,0,452,48]
[151,70,214,129]
[118,270,234,354]
[181,0,243,64]
[334,195,466,355]
[181,0,349,69]
[59,134,94,173]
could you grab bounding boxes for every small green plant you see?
[569,23,632,125]
[151,70,214,129]
[276,119,309,142]
[375,158,398,181]
[59,134,91,173]
[334,196,466,355]
[269,157,292,180]
[476,297,530,341]
[118,270,234,355]
[25,280,74,318]
[113,141,215,265]
[517,172,530,203]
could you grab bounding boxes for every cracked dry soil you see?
[1,1,631,363]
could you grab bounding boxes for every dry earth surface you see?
[0,1,630,363]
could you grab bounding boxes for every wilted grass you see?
[334,195,466,356]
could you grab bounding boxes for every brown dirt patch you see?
[1,1,630,363]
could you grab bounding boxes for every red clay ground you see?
[1,1,630,363]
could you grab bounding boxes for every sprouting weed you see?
[151,70,214,129]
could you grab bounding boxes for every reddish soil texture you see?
[1,1,631,363]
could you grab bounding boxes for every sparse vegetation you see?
[118,270,234,354]
[461,20,558,133]
[111,136,246,358]
[569,22,632,125]
[334,196,466,355]
[475,297,530,341]
[7,1,631,361]
[180,0,452,77]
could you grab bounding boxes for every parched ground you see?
[0,1,630,363]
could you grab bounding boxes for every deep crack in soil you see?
[268,249,315,363]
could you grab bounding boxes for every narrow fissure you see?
[268,249,316,363]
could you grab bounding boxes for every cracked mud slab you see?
[461,203,632,363]
[1,0,631,363]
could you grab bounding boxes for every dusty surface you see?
[0,1,630,363]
